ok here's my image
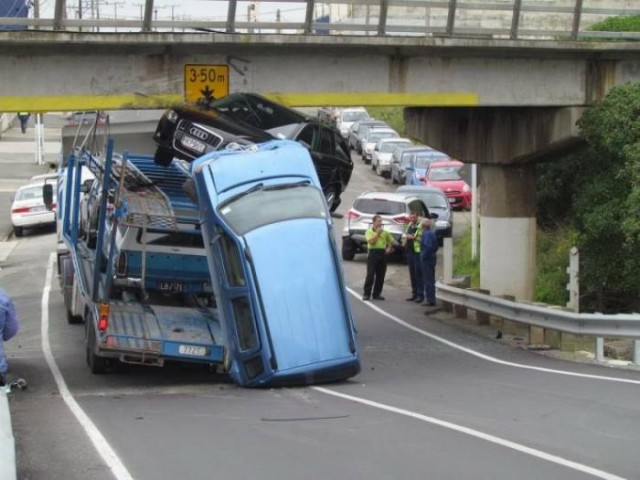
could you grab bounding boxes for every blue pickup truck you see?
[191,140,360,386]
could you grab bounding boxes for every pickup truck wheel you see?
[85,317,108,374]
[341,239,356,261]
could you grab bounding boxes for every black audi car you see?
[152,93,353,212]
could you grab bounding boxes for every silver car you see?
[341,191,430,261]
[361,128,399,164]
[371,138,413,178]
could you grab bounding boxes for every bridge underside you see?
[406,106,586,301]
[1,32,639,112]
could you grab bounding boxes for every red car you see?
[423,160,472,210]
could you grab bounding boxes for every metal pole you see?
[443,237,453,283]
[226,0,237,33]
[33,114,39,164]
[142,0,154,32]
[378,0,388,36]
[471,163,478,260]
[78,0,82,32]
[571,0,584,40]
[510,0,522,40]
[53,0,65,30]
[445,0,457,36]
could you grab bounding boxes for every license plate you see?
[31,205,46,212]
[178,345,208,357]
[181,135,206,153]
[160,281,183,293]
[448,198,457,203]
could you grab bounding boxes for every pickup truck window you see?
[136,229,205,248]
[219,184,326,235]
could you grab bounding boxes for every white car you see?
[371,138,413,178]
[361,128,399,164]
[10,181,57,237]
[337,107,370,138]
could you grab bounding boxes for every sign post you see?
[184,64,230,104]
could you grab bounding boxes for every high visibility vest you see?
[404,221,423,253]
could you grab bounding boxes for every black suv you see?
[152,93,353,212]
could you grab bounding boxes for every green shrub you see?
[588,15,640,32]
[452,230,480,288]
[367,107,406,136]
[535,226,577,305]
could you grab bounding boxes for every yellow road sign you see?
[184,64,229,103]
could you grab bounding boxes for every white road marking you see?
[42,252,134,480]
[346,287,640,385]
[313,386,627,480]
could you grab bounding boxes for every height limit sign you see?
[184,64,230,104]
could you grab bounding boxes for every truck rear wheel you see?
[85,315,108,374]
[341,239,356,261]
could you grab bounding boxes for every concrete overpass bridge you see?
[1,0,639,302]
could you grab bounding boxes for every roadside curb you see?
[0,389,17,480]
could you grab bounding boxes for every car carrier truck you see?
[52,139,359,386]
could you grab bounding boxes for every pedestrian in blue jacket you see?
[0,287,19,386]
[419,218,439,307]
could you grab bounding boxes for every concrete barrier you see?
[0,388,17,480]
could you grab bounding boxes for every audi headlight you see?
[165,109,179,123]
[463,183,471,192]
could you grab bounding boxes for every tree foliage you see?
[537,83,640,312]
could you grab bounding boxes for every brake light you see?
[345,210,360,219]
[116,252,127,277]
[98,302,109,332]
[393,215,412,224]
[11,207,30,214]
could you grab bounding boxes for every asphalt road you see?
[2,133,640,480]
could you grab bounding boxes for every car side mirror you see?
[430,212,439,220]
[43,184,54,210]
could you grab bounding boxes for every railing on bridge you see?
[0,0,639,41]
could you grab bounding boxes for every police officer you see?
[362,215,396,301]
[419,218,439,307]
[403,212,424,302]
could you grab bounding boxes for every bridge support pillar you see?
[480,164,536,301]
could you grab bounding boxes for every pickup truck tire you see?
[341,239,356,261]
[85,316,108,374]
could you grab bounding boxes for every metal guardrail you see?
[436,281,640,363]
[0,0,639,41]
